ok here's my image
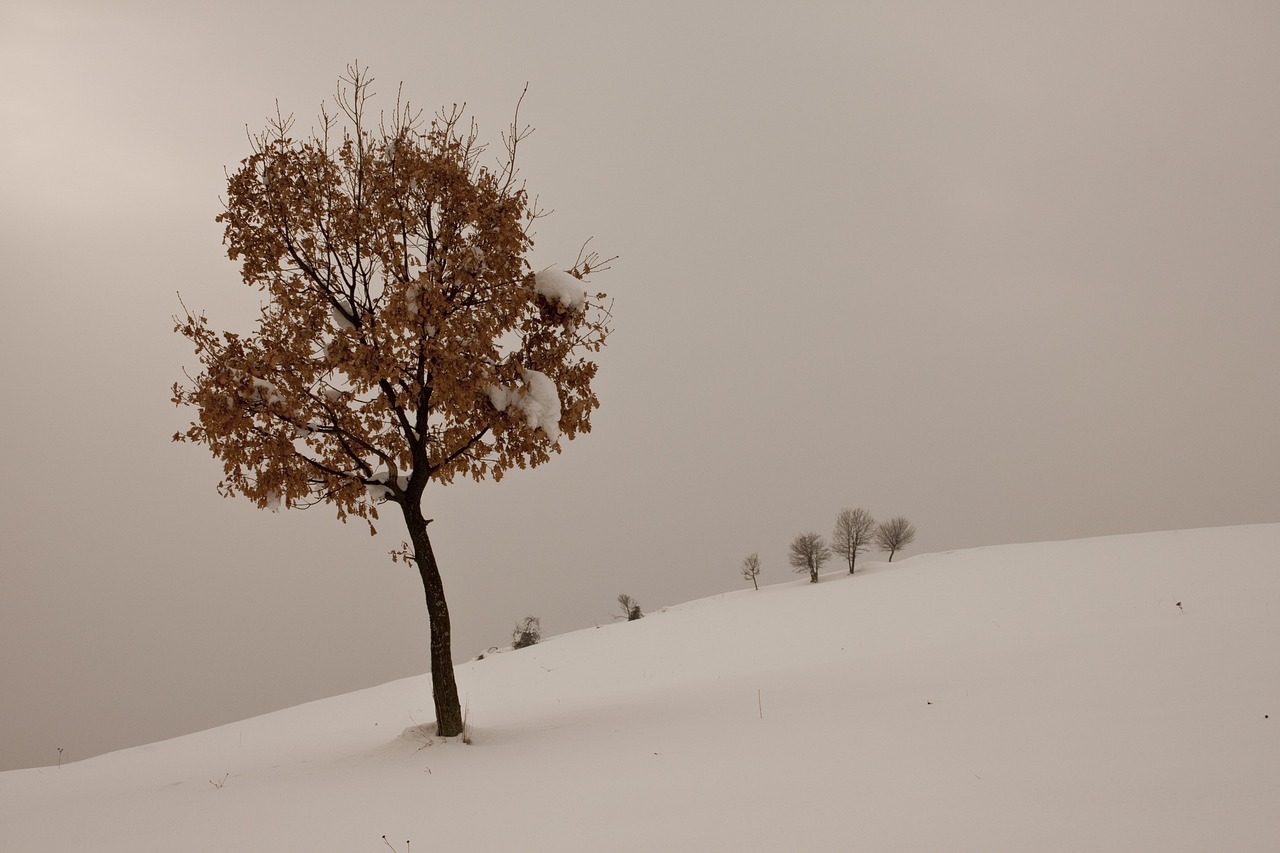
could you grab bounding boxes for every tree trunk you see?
[752,575,758,591]
[402,501,464,737]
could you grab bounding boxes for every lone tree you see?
[511,616,542,650]
[741,552,761,590]
[875,516,916,562]
[831,507,876,574]
[172,66,611,737]
[616,594,643,621]
[788,532,831,583]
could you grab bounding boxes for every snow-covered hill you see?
[3,525,1278,852]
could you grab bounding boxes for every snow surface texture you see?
[533,267,587,312]
[487,367,562,443]
[3,524,1278,852]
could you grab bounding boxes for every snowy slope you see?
[2,525,1278,852]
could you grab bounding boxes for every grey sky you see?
[2,0,1278,771]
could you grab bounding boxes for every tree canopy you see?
[174,67,610,526]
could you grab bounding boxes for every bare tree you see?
[875,516,916,562]
[616,594,643,621]
[831,508,876,574]
[511,616,542,649]
[172,66,612,736]
[741,552,761,590]
[788,532,831,583]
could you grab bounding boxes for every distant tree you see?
[511,616,542,649]
[788,532,831,583]
[831,507,877,574]
[875,516,916,562]
[616,593,643,621]
[741,552,761,590]
[170,66,612,737]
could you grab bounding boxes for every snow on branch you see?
[533,268,588,313]
[487,367,562,444]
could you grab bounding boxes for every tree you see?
[741,552,761,590]
[511,616,542,649]
[788,532,831,583]
[875,516,916,562]
[616,593,643,621]
[171,66,612,737]
[831,507,876,574]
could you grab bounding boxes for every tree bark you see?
[401,501,464,737]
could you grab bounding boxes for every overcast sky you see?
[3,0,1278,772]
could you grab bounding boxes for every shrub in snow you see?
[512,616,542,649]
[741,552,761,590]
[832,507,877,574]
[616,594,643,621]
[789,532,832,583]
[875,516,917,562]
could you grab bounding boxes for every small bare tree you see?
[511,616,542,649]
[831,507,876,574]
[616,594,643,621]
[788,532,831,583]
[875,516,916,562]
[741,552,761,590]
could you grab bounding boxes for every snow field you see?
[2,524,1277,852]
